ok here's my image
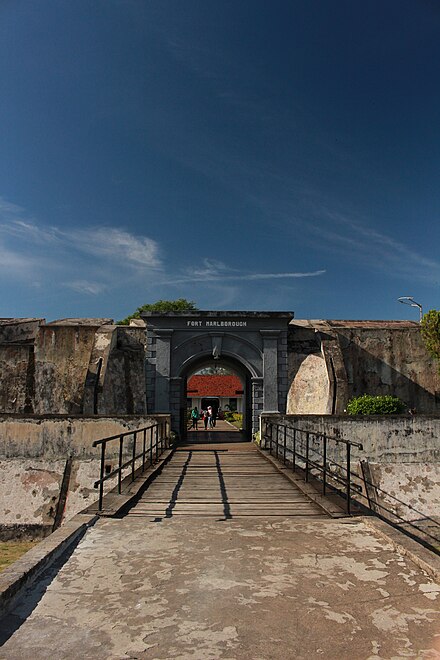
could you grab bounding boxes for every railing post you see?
[99,441,106,511]
[283,426,287,465]
[155,424,159,461]
[142,428,147,472]
[305,432,310,483]
[323,434,327,495]
[293,428,296,471]
[118,435,123,493]
[132,431,137,482]
[275,425,279,459]
[150,426,153,465]
[269,423,273,455]
[346,443,351,514]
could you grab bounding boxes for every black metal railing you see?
[263,421,440,554]
[263,421,362,514]
[93,420,170,511]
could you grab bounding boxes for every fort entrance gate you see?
[143,311,293,439]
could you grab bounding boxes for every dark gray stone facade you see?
[143,311,293,437]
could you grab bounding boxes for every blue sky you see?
[1,0,439,321]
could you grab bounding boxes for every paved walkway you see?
[1,445,440,659]
[186,419,245,444]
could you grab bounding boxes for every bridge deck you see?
[127,444,327,519]
[1,444,439,658]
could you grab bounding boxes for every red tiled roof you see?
[187,374,243,397]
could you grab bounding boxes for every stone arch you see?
[171,332,263,380]
[176,352,257,439]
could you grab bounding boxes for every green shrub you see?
[421,309,440,373]
[225,412,243,428]
[346,394,406,415]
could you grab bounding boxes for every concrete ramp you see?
[126,444,327,519]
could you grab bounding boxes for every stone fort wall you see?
[1,316,439,419]
[0,318,147,416]
[287,319,440,415]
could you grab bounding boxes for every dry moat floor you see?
[0,541,36,573]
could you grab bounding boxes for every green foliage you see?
[346,394,406,415]
[118,298,198,325]
[224,412,243,428]
[421,309,440,372]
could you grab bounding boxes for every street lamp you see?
[397,296,423,322]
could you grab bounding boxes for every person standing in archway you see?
[202,408,209,430]
[191,406,199,430]
[207,405,213,428]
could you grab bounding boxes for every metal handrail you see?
[264,422,362,514]
[93,420,170,511]
[263,421,440,554]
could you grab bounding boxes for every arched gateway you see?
[143,311,293,439]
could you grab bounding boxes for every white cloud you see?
[0,244,35,273]
[0,196,326,305]
[0,197,164,298]
[65,280,107,295]
[161,259,326,285]
[65,227,162,269]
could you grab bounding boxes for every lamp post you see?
[397,296,423,322]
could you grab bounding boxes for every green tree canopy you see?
[117,298,198,325]
[420,309,440,373]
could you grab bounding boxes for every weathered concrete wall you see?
[337,324,440,412]
[262,413,440,463]
[0,414,159,458]
[0,415,169,535]
[83,325,117,414]
[368,463,440,520]
[261,413,440,528]
[287,354,329,414]
[0,318,147,416]
[0,318,43,344]
[0,344,34,413]
[33,324,100,414]
[287,320,440,414]
[99,327,147,415]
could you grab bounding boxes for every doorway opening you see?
[181,357,251,443]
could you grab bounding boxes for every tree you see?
[420,309,440,373]
[117,299,198,325]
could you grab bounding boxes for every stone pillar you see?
[261,330,280,413]
[170,376,183,435]
[154,329,173,412]
[251,377,264,433]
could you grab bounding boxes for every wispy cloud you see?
[0,199,325,305]
[0,196,162,295]
[0,244,36,273]
[65,227,161,269]
[64,280,107,295]
[302,203,440,284]
[161,258,326,285]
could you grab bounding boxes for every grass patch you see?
[0,541,36,572]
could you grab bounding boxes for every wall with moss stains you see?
[0,414,169,537]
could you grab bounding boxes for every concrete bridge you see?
[1,430,439,659]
